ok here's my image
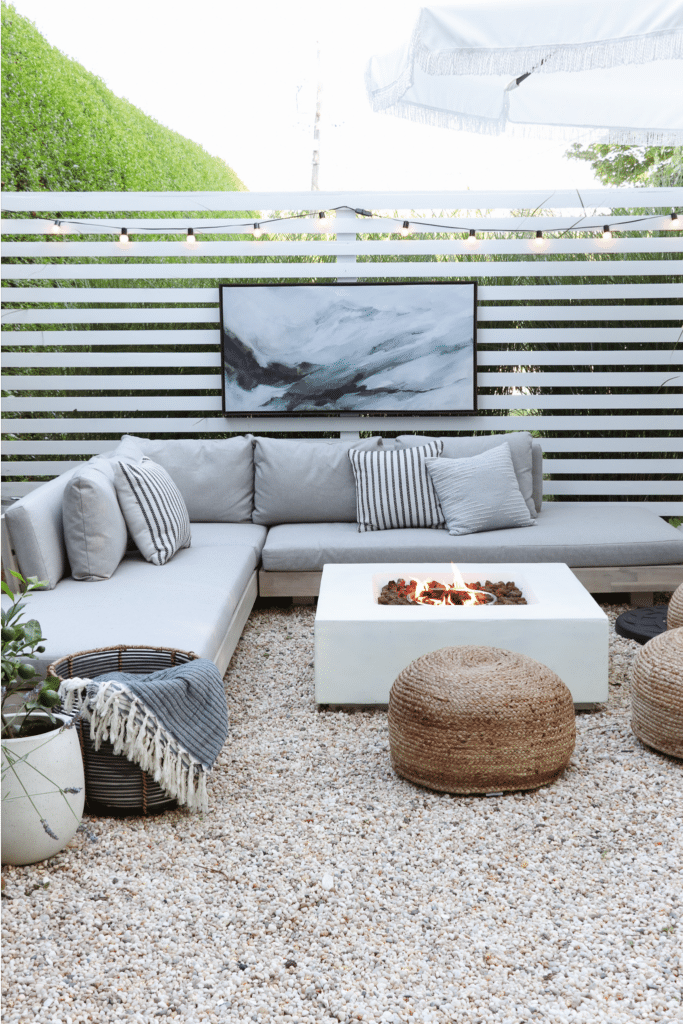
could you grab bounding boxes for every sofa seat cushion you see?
[9,523,267,675]
[260,504,683,572]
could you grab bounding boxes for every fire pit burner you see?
[378,578,527,606]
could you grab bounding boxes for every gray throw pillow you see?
[349,440,445,532]
[63,457,129,581]
[424,444,536,536]
[397,432,536,517]
[252,436,383,525]
[120,434,254,523]
[113,457,191,565]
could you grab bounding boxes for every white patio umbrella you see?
[366,0,683,144]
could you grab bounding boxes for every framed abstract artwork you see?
[220,281,477,415]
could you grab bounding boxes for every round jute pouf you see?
[667,583,683,630]
[631,627,683,759]
[388,646,576,794]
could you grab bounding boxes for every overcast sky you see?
[10,0,602,194]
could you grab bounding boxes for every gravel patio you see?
[1,600,681,1024]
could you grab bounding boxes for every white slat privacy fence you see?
[2,188,682,514]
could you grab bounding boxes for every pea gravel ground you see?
[2,600,681,1024]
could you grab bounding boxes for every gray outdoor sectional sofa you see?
[2,431,683,677]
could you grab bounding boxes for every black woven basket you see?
[49,645,198,816]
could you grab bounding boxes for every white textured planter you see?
[1,713,85,866]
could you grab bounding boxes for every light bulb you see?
[602,224,612,240]
[317,211,329,231]
[119,227,130,244]
[400,220,411,237]
[670,211,679,228]
[50,220,62,234]
[253,223,263,238]
[186,228,197,245]
[464,228,477,245]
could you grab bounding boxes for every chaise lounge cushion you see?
[14,523,267,676]
[120,434,255,523]
[261,503,683,571]
[396,432,537,517]
[252,436,384,525]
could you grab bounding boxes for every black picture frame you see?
[219,280,477,415]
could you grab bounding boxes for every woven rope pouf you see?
[631,627,683,759]
[388,646,576,794]
[667,583,683,630]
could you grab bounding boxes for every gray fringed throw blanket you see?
[58,659,229,812]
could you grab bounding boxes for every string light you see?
[186,227,197,245]
[464,228,477,245]
[531,229,544,247]
[399,220,411,236]
[24,205,680,240]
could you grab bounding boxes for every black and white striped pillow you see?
[348,440,445,532]
[114,457,191,565]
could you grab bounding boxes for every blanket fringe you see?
[60,678,209,812]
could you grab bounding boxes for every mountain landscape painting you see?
[220,282,477,414]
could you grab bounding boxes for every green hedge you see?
[1,2,245,193]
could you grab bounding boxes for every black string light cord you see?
[2,203,679,239]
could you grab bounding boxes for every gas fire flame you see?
[407,564,479,606]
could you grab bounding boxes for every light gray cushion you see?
[397,432,536,517]
[120,434,254,523]
[62,457,129,581]
[532,442,543,514]
[425,444,535,536]
[114,457,191,566]
[260,504,683,571]
[252,436,383,525]
[3,468,79,589]
[3,523,266,676]
[349,440,445,532]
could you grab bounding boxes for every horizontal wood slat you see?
[3,394,678,412]
[3,215,681,234]
[2,186,681,209]
[2,260,681,280]
[3,458,678,476]
[3,371,678,390]
[2,189,681,511]
[4,283,683,302]
[0,329,216,346]
[4,415,680,433]
[6,238,683,257]
[4,306,682,326]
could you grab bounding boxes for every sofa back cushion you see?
[396,431,537,517]
[120,435,254,522]
[4,468,79,589]
[62,457,129,581]
[252,436,383,525]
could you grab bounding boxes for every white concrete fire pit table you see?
[314,563,608,706]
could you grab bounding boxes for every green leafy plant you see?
[2,571,83,847]
[1,571,61,739]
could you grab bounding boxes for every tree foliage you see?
[565,143,683,188]
[1,2,246,192]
